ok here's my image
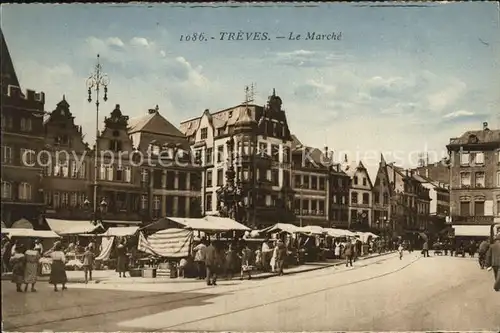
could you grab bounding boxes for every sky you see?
[2,2,499,179]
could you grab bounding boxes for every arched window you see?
[18,182,32,200]
[1,181,12,199]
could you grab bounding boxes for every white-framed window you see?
[475,172,485,188]
[107,165,114,181]
[460,152,470,166]
[18,182,32,200]
[265,195,272,206]
[78,162,86,179]
[1,181,12,199]
[20,118,32,132]
[153,195,161,210]
[460,172,471,187]
[53,192,60,208]
[474,152,484,165]
[61,192,69,207]
[70,192,77,207]
[61,160,69,177]
[140,195,148,210]
[20,148,36,166]
[1,146,12,164]
[124,166,132,183]
[44,191,52,206]
[100,164,107,180]
[497,171,500,188]
[71,161,78,178]
[141,168,149,183]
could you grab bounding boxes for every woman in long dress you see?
[10,244,26,292]
[116,239,128,278]
[48,241,68,292]
[24,242,41,292]
[270,241,278,273]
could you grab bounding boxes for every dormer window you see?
[468,134,478,144]
[200,128,208,140]
[110,140,122,152]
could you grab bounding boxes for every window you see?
[124,166,131,182]
[271,144,280,162]
[141,168,149,183]
[460,201,470,216]
[217,169,224,186]
[200,128,208,140]
[353,176,358,185]
[295,175,301,187]
[20,149,36,166]
[206,170,213,187]
[474,201,485,216]
[362,193,370,205]
[217,146,224,163]
[311,176,317,190]
[460,152,470,166]
[475,172,485,188]
[20,118,32,132]
[319,177,325,190]
[70,192,77,207]
[44,191,52,206]
[153,196,161,210]
[1,181,12,199]
[140,195,148,210]
[258,142,267,156]
[109,140,122,152]
[282,147,290,163]
[319,200,325,214]
[205,148,213,164]
[116,165,123,181]
[18,182,32,200]
[107,165,114,181]
[271,169,279,186]
[473,152,484,165]
[205,193,213,211]
[460,172,471,187]
[70,161,78,178]
[351,192,358,204]
[1,146,12,164]
[283,170,290,187]
[497,200,500,216]
[497,171,500,187]
[53,192,60,208]
[100,164,107,180]
[383,193,389,205]
[61,192,69,207]
[374,192,380,204]
[78,162,86,179]
[363,178,367,186]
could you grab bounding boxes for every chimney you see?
[483,122,489,130]
[425,168,429,178]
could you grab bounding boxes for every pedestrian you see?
[422,240,429,257]
[23,241,41,292]
[334,242,341,259]
[240,242,253,280]
[344,239,354,267]
[177,257,188,278]
[193,239,207,280]
[10,244,26,292]
[1,236,12,273]
[204,240,219,286]
[261,238,272,272]
[270,240,278,272]
[398,243,404,260]
[48,241,68,292]
[275,239,287,276]
[225,243,237,280]
[116,239,128,278]
[485,234,500,292]
[478,238,490,269]
[82,246,95,284]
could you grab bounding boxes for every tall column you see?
[185,196,190,217]
[186,172,191,191]
[161,195,166,217]
[174,171,179,190]
[162,170,167,189]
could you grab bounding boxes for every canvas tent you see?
[143,216,251,232]
[99,226,139,237]
[260,223,299,234]
[2,228,60,238]
[296,225,326,235]
[324,228,356,238]
[137,228,193,258]
[46,218,102,235]
[354,231,379,243]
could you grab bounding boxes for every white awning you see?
[325,228,356,238]
[3,228,61,238]
[452,225,491,237]
[99,227,140,237]
[296,225,326,235]
[167,216,251,232]
[46,218,100,235]
[260,223,300,234]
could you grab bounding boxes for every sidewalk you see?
[1,252,396,285]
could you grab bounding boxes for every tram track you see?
[5,253,402,331]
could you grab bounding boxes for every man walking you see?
[193,239,207,280]
[275,239,287,276]
[205,240,219,286]
[478,238,490,269]
[486,234,500,291]
[344,239,354,267]
[422,240,429,258]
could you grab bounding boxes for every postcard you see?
[1,2,499,332]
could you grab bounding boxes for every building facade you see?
[1,30,46,228]
[179,89,295,227]
[342,160,373,230]
[446,122,500,235]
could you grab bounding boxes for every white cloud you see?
[442,110,475,118]
[427,79,467,112]
[130,37,149,47]
[106,37,124,47]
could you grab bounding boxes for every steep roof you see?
[448,128,500,146]
[128,108,185,138]
[1,28,20,93]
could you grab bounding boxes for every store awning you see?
[324,228,356,238]
[296,225,326,235]
[260,223,299,234]
[3,228,61,238]
[143,216,250,232]
[452,225,491,237]
[11,218,34,229]
[46,218,101,235]
[99,226,140,237]
[204,216,251,231]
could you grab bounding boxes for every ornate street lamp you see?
[86,54,109,222]
[216,136,246,222]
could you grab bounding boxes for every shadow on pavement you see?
[2,281,222,332]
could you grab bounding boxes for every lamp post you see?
[86,54,109,221]
[83,197,108,224]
